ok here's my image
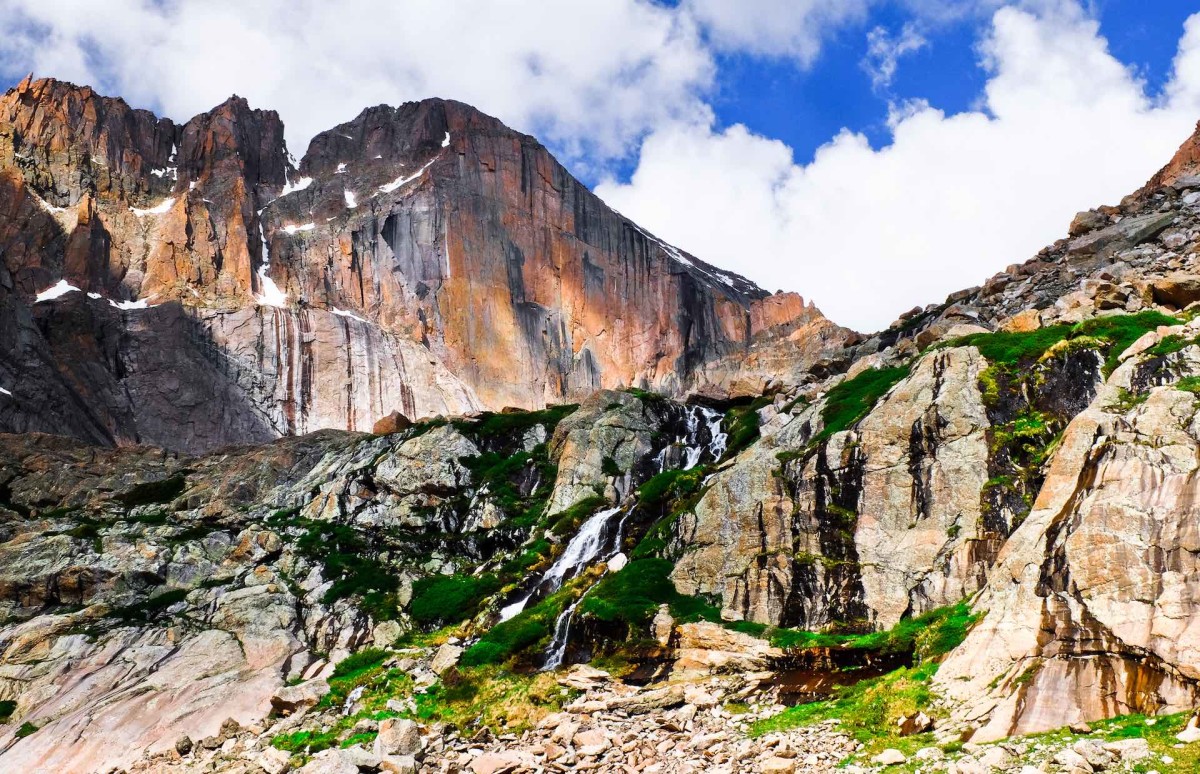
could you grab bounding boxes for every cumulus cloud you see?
[863,23,928,91]
[597,4,1200,331]
[685,0,871,63]
[0,0,716,164]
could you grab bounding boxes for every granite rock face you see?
[0,77,847,453]
[936,345,1200,740]
[672,346,997,629]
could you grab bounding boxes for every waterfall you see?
[703,406,729,461]
[538,505,625,593]
[497,504,628,623]
[542,596,583,670]
[677,405,727,469]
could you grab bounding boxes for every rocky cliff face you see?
[0,390,717,772]
[0,77,846,454]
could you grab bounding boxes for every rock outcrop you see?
[936,340,1200,740]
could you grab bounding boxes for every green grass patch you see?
[407,666,569,733]
[746,603,980,760]
[722,396,773,460]
[1178,376,1200,394]
[461,587,575,667]
[1108,388,1150,412]
[817,366,911,442]
[14,721,36,738]
[340,731,378,748]
[409,574,501,629]
[272,728,339,755]
[946,311,1180,380]
[749,661,938,745]
[946,325,1071,366]
[579,557,722,633]
[1072,311,1181,374]
[747,602,979,657]
[294,520,401,621]
[331,648,389,680]
[455,404,578,440]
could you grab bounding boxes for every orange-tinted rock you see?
[0,79,847,453]
[373,411,413,435]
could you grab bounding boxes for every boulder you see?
[374,718,422,757]
[897,711,934,736]
[379,755,419,774]
[871,748,907,766]
[1069,210,1108,237]
[1068,211,1174,257]
[998,308,1041,333]
[760,757,796,773]
[672,622,782,677]
[255,747,292,774]
[1178,714,1200,743]
[557,664,611,691]
[573,728,610,756]
[652,604,674,646]
[373,410,413,435]
[430,643,463,675]
[270,678,331,715]
[469,750,524,774]
[297,748,360,774]
[1148,273,1200,309]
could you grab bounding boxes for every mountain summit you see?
[0,77,847,453]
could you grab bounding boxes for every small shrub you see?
[331,648,389,680]
[15,721,37,738]
[409,574,500,628]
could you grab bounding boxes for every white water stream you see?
[498,504,628,623]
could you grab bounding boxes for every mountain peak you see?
[0,80,842,453]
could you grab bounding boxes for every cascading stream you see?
[502,406,728,664]
[658,405,729,472]
[542,596,583,670]
[498,504,628,623]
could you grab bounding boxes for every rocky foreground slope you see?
[5,97,1200,773]
[0,76,846,454]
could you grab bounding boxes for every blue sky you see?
[597,2,1198,182]
[2,0,1200,329]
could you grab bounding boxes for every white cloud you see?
[685,0,871,63]
[597,4,1200,331]
[863,23,928,91]
[0,0,716,164]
